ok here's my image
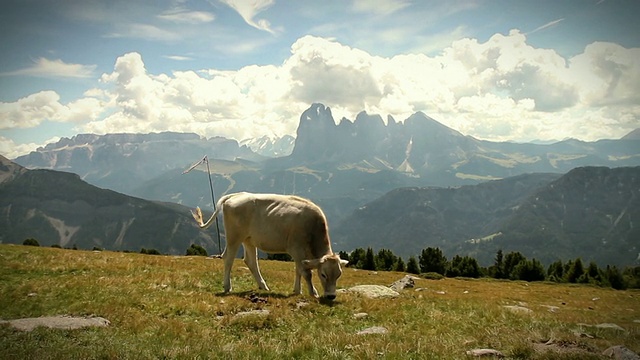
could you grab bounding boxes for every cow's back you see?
[222,193,330,256]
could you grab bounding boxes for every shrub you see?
[266,253,292,261]
[420,272,445,280]
[186,244,208,257]
[141,248,161,255]
[23,238,40,247]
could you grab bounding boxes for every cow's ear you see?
[340,259,349,266]
[302,259,321,269]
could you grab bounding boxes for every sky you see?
[1,0,639,159]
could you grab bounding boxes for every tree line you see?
[336,247,639,290]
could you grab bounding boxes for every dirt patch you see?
[0,315,110,331]
[532,339,599,357]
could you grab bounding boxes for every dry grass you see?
[1,244,638,359]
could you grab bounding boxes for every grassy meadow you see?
[1,244,639,359]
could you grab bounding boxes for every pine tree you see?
[363,247,377,270]
[546,260,564,282]
[492,249,505,279]
[565,258,584,283]
[419,247,448,275]
[407,256,420,274]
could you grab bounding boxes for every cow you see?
[191,192,348,300]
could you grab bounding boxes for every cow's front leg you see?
[243,245,270,291]
[301,268,319,298]
[293,264,303,295]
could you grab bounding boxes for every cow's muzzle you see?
[324,294,336,301]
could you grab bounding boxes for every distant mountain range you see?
[333,166,640,267]
[8,103,640,265]
[0,156,219,254]
[14,132,263,196]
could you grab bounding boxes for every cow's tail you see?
[191,193,233,229]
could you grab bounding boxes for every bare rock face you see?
[0,315,110,331]
[603,345,640,360]
[389,275,417,292]
[345,285,400,299]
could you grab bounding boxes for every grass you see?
[1,244,639,359]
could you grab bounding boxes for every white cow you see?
[192,192,348,300]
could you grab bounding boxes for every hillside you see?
[333,167,640,267]
[1,245,638,359]
[0,156,218,254]
[13,104,640,228]
[472,166,640,266]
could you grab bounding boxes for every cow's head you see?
[303,254,348,300]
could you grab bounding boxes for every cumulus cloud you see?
[0,91,106,130]
[220,0,276,34]
[4,32,640,152]
[1,58,96,78]
[0,136,48,159]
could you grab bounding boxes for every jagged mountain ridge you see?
[332,166,640,267]
[14,132,263,196]
[287,104,639,184]
[0,156,219,254]
[240,135,295,157]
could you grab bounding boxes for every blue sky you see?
[1,0,639,158]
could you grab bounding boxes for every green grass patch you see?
[1,244,638,359]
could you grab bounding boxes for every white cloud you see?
[352,0,411,16]
[0,136,48,159]
[105,23,181,41]
[220,0,276,34]
[1,58,96,78]
[163,55,194,61]
[0,90,106,130]
[5,33,640,150]
[526,18,564,35]
[158,9,215,23]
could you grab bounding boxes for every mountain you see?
[287,104,640,184]
[473,166,640,266]
[332,172,561,260]
[332,166,640,267]
[240,135,295,157]
[12,103,640,233]
[0,156,219,254]
[13,132,263,196]
[622,128,640,140]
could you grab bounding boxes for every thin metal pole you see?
[204,156,222,255]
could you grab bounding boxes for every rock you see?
[596,323,626,331]
[234,309,270,318]
[541,305,559,313]
[0,315,110,331]
[603,345,640,360]
[356,326,388,335]
[389,275,417,292]
[435,291,446,295]
[503,305,532,314]
[466,348,505,357]
[353,312,368,319]
[346,285,400,299]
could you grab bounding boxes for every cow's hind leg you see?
[243,244,270,291]
[221,240,242,293]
